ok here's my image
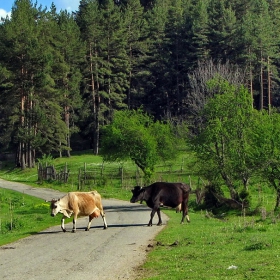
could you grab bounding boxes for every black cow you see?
[130,182,191,226]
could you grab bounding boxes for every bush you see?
[4,217,24,231]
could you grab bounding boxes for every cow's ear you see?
[58,198,60,201]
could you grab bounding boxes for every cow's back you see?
[147,182,187,208]
[150,182,189,194]
[89,191,104,211]
[67,192,97,216]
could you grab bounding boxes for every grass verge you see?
[0,188,61,246]
[136,208,280,279]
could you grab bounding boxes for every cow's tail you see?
[180,183,191,194]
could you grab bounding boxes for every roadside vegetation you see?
[0,188,59,246]
[138,208,280,279]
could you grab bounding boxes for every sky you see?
[0,0,80,19]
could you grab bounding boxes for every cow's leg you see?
[61,216,67,232]
[72,213,78,233]
[156,208,163,226]
[86,208,107,231]
[100,211,108,229]
[148,208,158,226]
[86,216,93,231]
[180,199,190,224]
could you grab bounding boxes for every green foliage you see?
[191,78,255,198]
[101,109,184,179]
[248,110,280,209]
[1,0,280,170]
[37,154,54,166]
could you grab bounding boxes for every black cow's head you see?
[130,186,145,203]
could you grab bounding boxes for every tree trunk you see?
[89,42,99,155]
[249,48,253,108]
[128,26,132,110]
[221,171,238,200]
[275,188,280,211]
[65,105,71,157]
[259,56,264,110]
[20,142,26,170]
[267,56,271,115]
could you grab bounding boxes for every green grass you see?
[137,208,280,279]
[0,188,61,246]
[0,151,195,201]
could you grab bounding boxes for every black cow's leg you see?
[181,202,186,224]
[156,208,163,226]
[181,199,190,224]
[148,208,157,226]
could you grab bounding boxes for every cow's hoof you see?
[103,226,108,230]
[157,223,162,226]
[85,228,89,231]
[148,224,152,227]
[72,229,76,233]
[62,229,66,232]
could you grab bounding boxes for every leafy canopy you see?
[101,109,182,178]
[191,77,255,198]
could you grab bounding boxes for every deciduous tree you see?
[101,109,182,179]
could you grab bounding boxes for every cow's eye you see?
[54,206,57,209]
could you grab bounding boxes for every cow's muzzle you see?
[51,213,55,217]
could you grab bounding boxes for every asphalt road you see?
[0,178,168,280]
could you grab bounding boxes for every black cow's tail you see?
[180,183,191,193]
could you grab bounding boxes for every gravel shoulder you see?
[0,179,168,280]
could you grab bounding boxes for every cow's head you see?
[49,198,61,217]
[130,186,145,203]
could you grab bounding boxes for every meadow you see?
[0,152,280,279]
[137,209,280,279]
[0,188,59,246]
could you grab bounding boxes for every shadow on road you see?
[104,204,149,213]
[34,223,150,235]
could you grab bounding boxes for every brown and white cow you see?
[130,182,191,226]
[49,191,108,233]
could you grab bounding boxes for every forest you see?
[0,0,280,170]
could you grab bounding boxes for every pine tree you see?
[207,0,237,61]
[139,0,169,117]
[0,0,70,167]
[122,0,146,109]
[52,10,85,157]
[186,0,209,64]
[2,0,50,168]
[76,0,128,154]
[236,0,277,110]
